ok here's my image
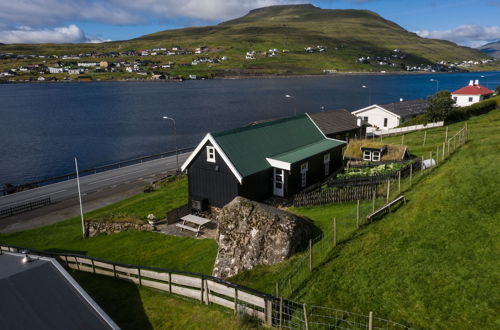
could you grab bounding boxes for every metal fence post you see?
[309,240,312,272]
[303,304,309,330]
[369,311,373,330]
[333,217,337,247]
[279,297,283,327]
[386,180,390,203]
[356,200,360,229]
[398,171,401,193]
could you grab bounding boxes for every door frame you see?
[273,168,285,197]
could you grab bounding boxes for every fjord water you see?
[1,71,499,186]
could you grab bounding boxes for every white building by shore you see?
[451,80,494,107]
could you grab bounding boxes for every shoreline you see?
[1,70,498,84]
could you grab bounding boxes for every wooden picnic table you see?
[176,214,211,237]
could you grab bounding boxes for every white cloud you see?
[111,0,296,21]
[0,25,88,44]
[0,0,296,27]
[416,24,500,47]
[0,1,143,26]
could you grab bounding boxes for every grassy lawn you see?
[86,177,188,223]
[0,177,217,274]
[1,110,498,328]
[233,110,500,328]
[72,271,259,330]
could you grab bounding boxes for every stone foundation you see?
[85,220,154,237]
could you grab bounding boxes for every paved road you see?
[0,153,190,210]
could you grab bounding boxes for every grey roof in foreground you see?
[378,99,428,118]
[308,109,364,135]
[0,253,118,330]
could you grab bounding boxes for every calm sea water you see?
[1,71,499,186]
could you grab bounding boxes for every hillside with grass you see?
[231,109,500,328]
[0,4,491,76]
[1,105,498,328]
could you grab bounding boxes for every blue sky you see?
[0,0,499,47]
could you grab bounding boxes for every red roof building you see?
[451,80,494,107]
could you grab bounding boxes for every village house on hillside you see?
[343,140,409,164]
[451,80,494,107]
[352,99,428,130]
[181,115,346,210]
[308,109,369,141]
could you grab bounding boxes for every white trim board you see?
[352,105,401,119]
[266,158,291,171]
[181,133,244,184]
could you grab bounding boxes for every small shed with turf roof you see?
[181,115,345,209]
[343,139,409,163]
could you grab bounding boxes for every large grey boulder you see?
[213,197,312,279]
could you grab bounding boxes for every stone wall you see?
[85,220,154,237]
[213,197,312,279]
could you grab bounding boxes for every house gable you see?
[181,134,243,183]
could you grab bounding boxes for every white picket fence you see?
[368,121,444,136]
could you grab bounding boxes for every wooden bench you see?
[176,214,211,237]
[366,195,406,221]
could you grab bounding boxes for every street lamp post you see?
[362,85,371,105]
[162,116,179,173]
[430,78,439,93]
[285,94,297,116]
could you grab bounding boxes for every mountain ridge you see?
[0,4,493,76]
[477,40,500,58]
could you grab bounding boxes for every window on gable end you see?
[206,146,215,163]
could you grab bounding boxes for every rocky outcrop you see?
[213,197,312,279]
[85,220,154,237]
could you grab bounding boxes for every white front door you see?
[273,168,284,197]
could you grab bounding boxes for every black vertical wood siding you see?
[187,141,345,208]
[287,146,343,196]
[238,169,273,202]
[187,141,239,208]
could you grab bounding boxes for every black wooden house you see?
[181,115,345,209]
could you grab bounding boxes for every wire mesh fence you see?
[271,124,468,329]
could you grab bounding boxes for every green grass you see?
[72,271,259,330]
[1,109,498,328]
[0,177,217,274]
[85,177,188,223]
[232,110,500,328]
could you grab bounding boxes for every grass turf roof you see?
[344,139,407,161]
[212,115,326,177]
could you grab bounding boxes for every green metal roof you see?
[213,115,334,177]
[269,139,345,164]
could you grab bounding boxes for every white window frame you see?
[300,162,308,188]
[363,150,372,161]
[468,96,473,102]
[300,162,308,173]
[383,118,388,127]
[323,154,330,176]
[206,146,215,163]
[372,151,381,161]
